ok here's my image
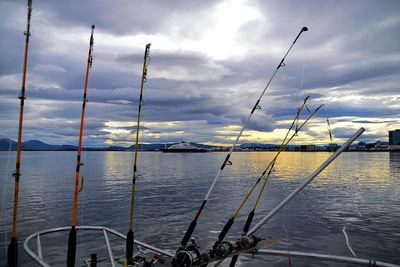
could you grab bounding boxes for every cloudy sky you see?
[0,0,399,146]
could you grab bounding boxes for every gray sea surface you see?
[0,151,399,266]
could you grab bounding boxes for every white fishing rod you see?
[247,127,365,235]
[189,128,366,267]
[178,26,309,251]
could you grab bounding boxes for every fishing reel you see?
[174,238,209,267]
[210,235,261,260]
[211,240,234,259]
[236,234,261,250]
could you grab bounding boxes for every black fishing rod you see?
[228,104,323,267]
[67,25,95,267]
[177,26,309,253]
[7,1,32,266]
[126,43,151,265]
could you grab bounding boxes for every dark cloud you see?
[30,0,217,35]
[353,120,390,124]
[1,0,399,145]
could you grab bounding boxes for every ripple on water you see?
[0,151,399,266]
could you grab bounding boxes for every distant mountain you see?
[1,138,389,152]
[375,141,389,145]
[23,140,60,150]
[128,143,167,151]
[1,138,170,151]
[107,146,127,151]
[0,139,77,151]
[60,145,77,151]
[0,138,18,151]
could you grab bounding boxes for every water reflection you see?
[0,151,399,266]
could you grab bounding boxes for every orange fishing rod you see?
[126,43,151,265]
[7,1,32,266]
[67,25,95,267]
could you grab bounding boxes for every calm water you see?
[0,151,399,266]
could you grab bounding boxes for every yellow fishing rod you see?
[126,43,151,265]
[228,103,324,267]
[177,27,309,255]
[7,1,32,266]
[67,25,95,267]
[252,103,324,215]
[214,96,311,245]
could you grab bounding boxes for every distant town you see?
[1,129,399,152]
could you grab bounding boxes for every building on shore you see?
[329,143,338,151]
[389,129,400,150]
[389,129,400,145]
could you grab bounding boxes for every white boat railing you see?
[23,225,174,267]
[24,226,400,267]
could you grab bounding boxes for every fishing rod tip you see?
[302,26,309,32]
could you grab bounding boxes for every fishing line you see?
[330,155,360,261]
[336,150,395,260]
[349,176,362,218]
[296,64,305,133]
[335,156,358,258]
[342,225,357,257]
[350,163,397,259]
[282,225,292,266]
[78,138,87,249]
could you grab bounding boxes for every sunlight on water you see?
[0,151,399,266]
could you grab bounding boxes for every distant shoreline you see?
[1,149,399,152]
[1,138,398,152]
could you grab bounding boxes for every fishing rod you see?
[7,1,32,266]
[327,117,333,141]
[178,26,309,252]
[247,127,365,236]
[227,104,323,267]
[214,98,321,246]
[179,128,364,267]
[67,25,95,267]
[125,43,151,265]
